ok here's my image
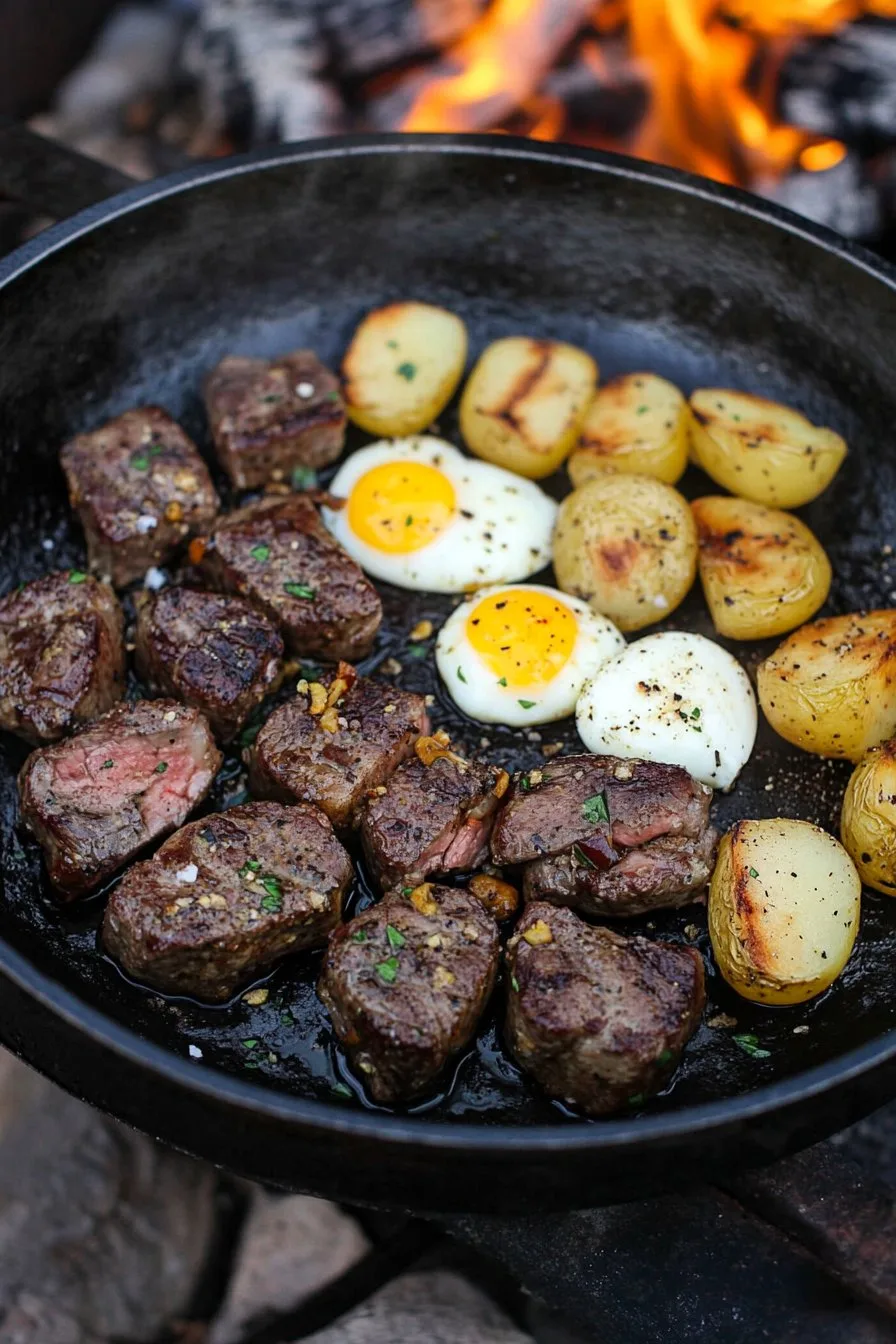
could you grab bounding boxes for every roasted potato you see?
[708,818,861,1005]
[568,372,689,487]
[553,474,697,632]
[692,495,831,641]
[841,738,896,895]
[757,610,896,760]
[342,302,467,437]
[689,389,847,508]
[460,337,597,480]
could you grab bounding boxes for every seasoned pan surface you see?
[0,139,895,1194]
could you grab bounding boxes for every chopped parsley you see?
[130,452,149,471]
[636,405,649,414]
[519,775,531,792]
[261,393,282,403]
[628,1092,645,1106]
[402,887,414,896]
[324,390,341,402]
[691,707,701,720]
[582,792,610,824]
[511,975,520,992]
[260,875,283,910]
[351,929,368,943]
[405,515,413,527]
[153,761,168,774]
[68,570,88,584]
[331,1081,352,1098]
[457,666,467,683]
[749,867,759,879]
[101,759,114,770]
[518,699,536,709]
[241,1038,258,1050]
[376,956,400,984]
[659,1048,674,1064]
[733,1033,770,1059]
[148,442,164,456]
[261,893,283,913]
[250,543,271,562]
[283,582,315,600]
[386,924,406,950]
[497,677,508,687]
[407,643,428,659]
[396,362,417,381]
[291,465,318,490]
[386,339,399,349]
[239,859,262,879]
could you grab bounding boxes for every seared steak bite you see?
[319,883,499,1104]
[135,586,283,742]
[359,735,508,893]
[0,571,125,744]
[248,666,428,829]
[198,494,381,660]
[491,754,717,917]
[60,407,219,587]
[103,801,352,1002]
[505,903,705,1116]
[204,351,346,490]
[18,699,221,899]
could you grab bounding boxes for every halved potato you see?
[692,495,831,641]
[841,739,896,895]
[552,474,697,632]
[708,818,860,1005]
[757,610,896,760]
[568,372,689,487]
[342,302,467,437]
[460,337,597,480]
[689,389,847,508]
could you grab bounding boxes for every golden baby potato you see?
[691,494,831,641]
[841,738,896,895]
[460,337,597,480]
[552,474,697,632]
[568,372,689,487]
[757,610,896,760]
[342,301,467,437]
[689,388,847,508]
[709,819,860,1006]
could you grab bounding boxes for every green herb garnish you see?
[154,761,168,774]
[407,643,428,659]
[457,666,467,683]
[582,792,610,824]
[291,465,318,490]
[242,1038,258,1050]
[732,1033,770,1059]
[250,543,271,562]
[386,339,399,349]
[351,929,368,943]
[691,707,701,720]
[573,843,596,870]
[101,759,114,770]
[324,390,341,402]
[239,860,262,879]
[636,405,649,414]
[260,875,283,909]
[130,452,149,471]
[402,886,414,896]
[497,677,508,687]
[405,515,413,526]
[376,956,400,984]
[396,362,417,381]
[518,699,536,709]
[511,975,520,992]
[519,774,531,792]
[628,1092,645,1105]
[283,582,315,600]
[749,867,759,879]
[386,924,406,950]
[659,1048,674,1064]
[68,570,88,584]
[331,1081,352,1098]
[239,719,264,749]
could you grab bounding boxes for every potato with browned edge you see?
[709,818,860,1006]
[553,474,697,632]
[689,389,847,508]
[692,495,831,641]
[841,738,896,895]
[757,610,896,760]
[342,302,467,437]
[568,372,689,487]
[460,337,597,480]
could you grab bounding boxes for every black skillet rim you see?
[2,130,896,1155]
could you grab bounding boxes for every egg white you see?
[321,437,557,593]
[436,584,625,727]
[575,630,757,789]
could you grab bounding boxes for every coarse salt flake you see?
[176,864,199,884]
[188,1044,203,1059]
[144,567,167,590]
[41,538,54,551]
[296,382,315,399]
[136,515,158,533]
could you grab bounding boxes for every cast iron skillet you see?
[0,127,895,1214]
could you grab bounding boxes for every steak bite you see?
[19,699,221,899]
[491,754,717,917]
[505,903,705,1116]
[248,666,428,829]
[60,407,219,587]
[359,736,508,893]
[204,351,346,490]
[319,883,499,1104]
[198,494,381,660]
[0,571,125,744]
[103,801,352,1002]
[135,586,283,742]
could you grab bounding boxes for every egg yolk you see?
[348,461,456,554]
[466,589,577,689]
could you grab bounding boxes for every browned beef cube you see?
[204,351,346,490]
[319,883,499,1104]
[505,903,705,1116]
[135,587,283,743]
[0,571,125,744]
[359,740,508,892]
[103,801,352,1002]
[248,668,428,829]
[491,755,717,918]
[19,699,221,899]
[198,495,381,660]
[60,407,219,587]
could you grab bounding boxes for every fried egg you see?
[321,437,557,593]
[436,584,625,726]
[575,630,757,789]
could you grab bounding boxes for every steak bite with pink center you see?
[204,351,346,490]
[18,699,221,899]
[248,666,428,830]
[359,736,509,893]
[60,407,219,588]
[135,586,283,743]
[0,570,125,744]
[103,801,352,1002]
[197,494,382,661]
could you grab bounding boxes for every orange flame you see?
[401,0,896,186]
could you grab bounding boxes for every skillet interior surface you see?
[1,138,896,1150]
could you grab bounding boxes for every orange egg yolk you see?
[466,589,577,689]
[347,461,456,554]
